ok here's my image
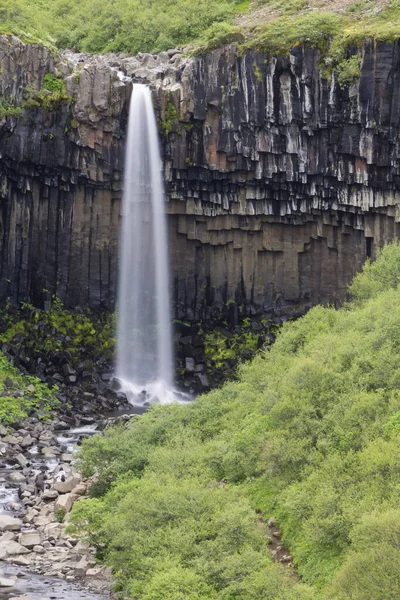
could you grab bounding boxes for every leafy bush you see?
[22,73,70,111]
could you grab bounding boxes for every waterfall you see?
[116,84,175,404]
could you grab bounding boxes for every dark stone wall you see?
[0,36,400,317]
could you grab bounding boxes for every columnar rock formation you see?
[0,35,399,318]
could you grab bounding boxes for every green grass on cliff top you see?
[3,0,400,63]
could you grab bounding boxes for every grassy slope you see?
[2,0,400,72]
[69,242,400,600]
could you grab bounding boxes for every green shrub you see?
[22,73,70,111]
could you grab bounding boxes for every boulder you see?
[0,515,22,531]
[41,489,58,500]
[0,540,30,555]
[54,476,80,494]
[7,473,26,484]
[61,453,73,463]
[19,531,42,548]
[0,577,17,587]
[15,453,28,468]
[55,492,74,513]
[71,483,86,496]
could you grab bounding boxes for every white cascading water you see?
[116,84,176,405]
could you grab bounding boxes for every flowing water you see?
[116,84,178,405]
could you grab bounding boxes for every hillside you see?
[3,0,400,70]
[68,242,400,600]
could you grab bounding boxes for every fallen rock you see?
[54,476,80,494]
[7,473,26,484]
[9,555,31,566]
[41,489,58,500]
[0,577,17,587]
[15,453,28,468]
[0,515,22,531]
[0,540,30,556]
[71,483,86,496]
[55,492,74,514]
[19,531,42,548]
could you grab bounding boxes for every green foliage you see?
[0,0,55,47]
[48,0,244,55]
[190,22,245,56]
[55,508,66,523]
[246,11,342,55]
[349,241,400,301]
[204,318,277,375]
[70,242,400,599]
[336,54,361,86]
[161,95,179,137]
[22,73,70,111]
[0,297,115,367]
[0,351,59,425]
[0,97,22,120]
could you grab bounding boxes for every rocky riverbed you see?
[0,410,129,600]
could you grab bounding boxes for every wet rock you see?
[15,453,28,469]
[185,358,195,372]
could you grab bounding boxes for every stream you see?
[0,421,111,600]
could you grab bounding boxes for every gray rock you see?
[0,515,22,531]
[0,577,17,587]
[55,492,74,514]
[0,540,30,555]
[7,473,26,484]
[19,531,42,548]
[54,476,80,494]
[15,453,28,468]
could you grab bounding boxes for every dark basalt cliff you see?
[0,36,399,318]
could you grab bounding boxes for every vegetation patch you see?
[204,317,278,377]
[0,97,22,120]
[68,242,400,599]
[189,22,245,56]
[23,73,70,111]
[0,351,58,425]
[0,297,115,368]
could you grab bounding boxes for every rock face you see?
[0,35,400,317]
